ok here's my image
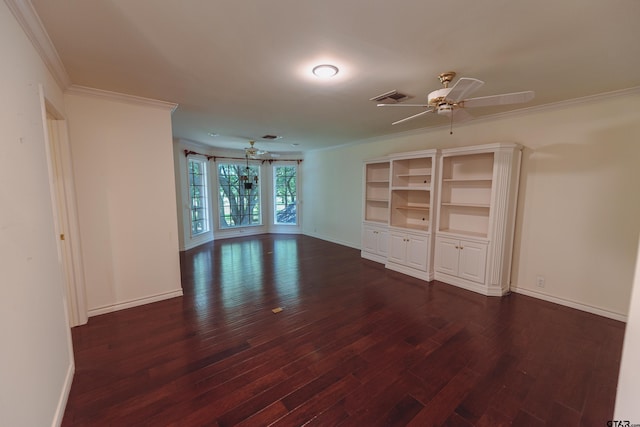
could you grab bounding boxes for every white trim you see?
[4,0,72,89]
[386,262,432,281]
[439,142,521,156]
[182,233,214,251]
[52,361,74,427]
[435,272,505,296]
[361,250,387,264]
[213,227,268,240]
[66,85,178,113]
[272,164,299,227]
[303,231,360,250]
[177,137,217,151]
[186,156,212,239]
[510,286,627,322]
[88,289,183,317]
[40,86,89,326]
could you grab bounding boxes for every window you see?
[274,165,297,225]
[218,162,262,228]
[188,158,209,236]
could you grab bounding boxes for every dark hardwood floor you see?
[62,234,625,426]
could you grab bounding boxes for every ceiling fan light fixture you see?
[437,105,453,116]
[312,64,339,78]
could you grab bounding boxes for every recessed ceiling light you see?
[312,64,339,78]
[208,132,219,137]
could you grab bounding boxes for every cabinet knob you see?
[460,246,464,250]
[455,246,459,249]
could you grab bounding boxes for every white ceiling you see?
[31,0,640,153]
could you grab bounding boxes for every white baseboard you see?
[385,262,432,282]
[361,250,387,264]
[181,233,214,251]
[303,231,360,250]
[88,289,183,317]
[510,286,627,322]
[434,273,506,297]
[211,228,267,241]
[52,360,74,427]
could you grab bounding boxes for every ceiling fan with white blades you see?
[377,71,535,134]
[244,140,268,158]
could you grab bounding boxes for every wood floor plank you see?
[271,374,361,426]
[61,234,625,426]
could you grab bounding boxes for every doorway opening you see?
[42,93,87,327]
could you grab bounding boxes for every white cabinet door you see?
[388,231,429,272]
[435,236,488,284]
[378,228,389,257]
[435,237,460,276]
[362,226,378,253]
[388,232,407,264]
[458,240,488,284]
[406,233,428,271]
[362,224,390,259]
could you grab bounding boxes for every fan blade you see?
[462,91,535,108]
[445,78,484,103]
[378,103,430,107]
[452,108,474,122]
[392,109,433,125]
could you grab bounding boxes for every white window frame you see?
[273,163,298,226]
[187,156,210,237]
[217,160,263,229]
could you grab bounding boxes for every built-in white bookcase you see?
[390,156,433,231]
[361,160,391,264]
[385,150,439,281]
[438,152,494,238]
[364,161,390,224]
[361,143,520,295]
[434,143,522,296]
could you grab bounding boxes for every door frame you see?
[40,87,88,326]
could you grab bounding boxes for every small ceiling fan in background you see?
[244,140,268,158]
[377,71,535,134]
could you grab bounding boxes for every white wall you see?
[0,2,74,426]
[64,91,183,316]
[302,90,640,319]
[303,145,370,248]
[615,235,640,420]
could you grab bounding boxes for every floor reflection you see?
[184,235,302,320]
[272,238,301,302]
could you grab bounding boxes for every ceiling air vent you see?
[370,90,412,104]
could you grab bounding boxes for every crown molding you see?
[176,137,217,152]
[470,85,640,124]
[5,0,71,89]
[66,85,179,113]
